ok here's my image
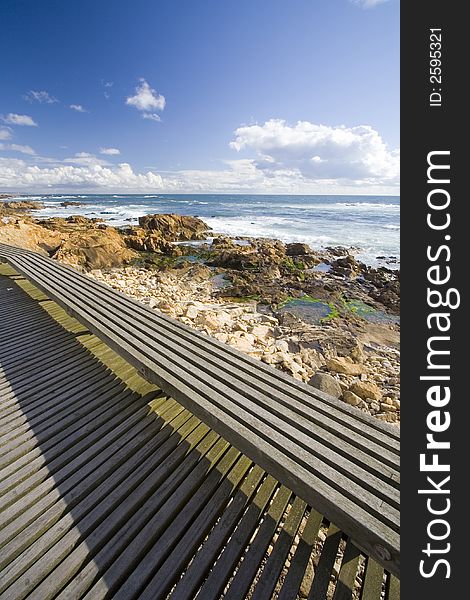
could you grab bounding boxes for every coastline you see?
[0,198,400,424]
[3,192,400,268]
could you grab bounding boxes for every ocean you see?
[14,193,400,267]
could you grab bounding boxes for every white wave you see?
[47,195,86,200]
[8,195,46,201]
[280,202,399,210]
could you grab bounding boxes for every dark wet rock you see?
[330,255,361,278]
[286,242,312,256]
[60,201,85,207]
[211,236,236,249]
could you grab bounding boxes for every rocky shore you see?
[1,199,400,423]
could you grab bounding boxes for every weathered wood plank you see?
[332,541,362,600]
[0,417,207,597]
[277,508,323,600]
[308,523,342,599]
[361,558,385,600]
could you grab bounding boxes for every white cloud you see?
[0,154,399,195]
[142,113,161,122]
[0,128,12,140]
[6,144,36,155]
[1,113,38,126]
[70,104,87,113]
[126,79,165,121]
[350,0,390,7]
[99,147,121,155]
[0,157,164,191]
[23,90,58,104]
[230,119,399,184]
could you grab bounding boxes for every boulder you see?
[285,242,312,256]
[342,390,362,407]
[138,213,211,241]
[250,325,274,340]
[0,219,65,254]
[308,373,342,399]
[196,312,222,330]
[325,357,365,376]
[349,380,383,401]
[52,228,138,270]
[123,231,174,254]
[331,254,362,277]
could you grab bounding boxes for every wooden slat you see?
[277,509,323,600]
[24,430,223,600]
[385,574,400,600]
[195,475,280,600]
[308,523,342,599]
[135,455,253,600]
[108,446,243,600]
[361,558,385,600]
[332,541,362,600]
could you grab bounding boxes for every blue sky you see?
[0,0,399,194]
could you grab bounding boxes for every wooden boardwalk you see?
[0,261,399,599]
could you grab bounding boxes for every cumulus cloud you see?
[70,104,87,113]
[230,119,399,184]
[99,147,121,155]
[126,79,165,121]
[0,128,12,140]
[1,113,38,126]
[350,0,390,7]
[23,90,58,104]
[0,157,164,191]
[6,144,36,155]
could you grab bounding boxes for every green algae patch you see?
[344,298,400,324]
[278,296,339,324]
